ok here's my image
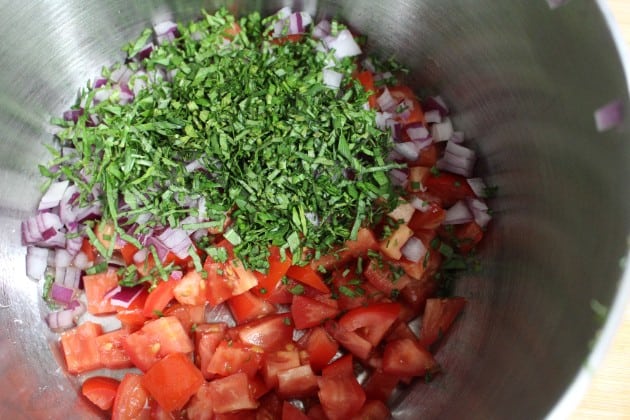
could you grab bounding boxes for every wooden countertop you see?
[573,2,630,417]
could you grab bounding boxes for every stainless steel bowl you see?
[1,1,629,418]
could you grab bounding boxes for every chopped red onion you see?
[68,299,86,317]
[328,29,362,59]
[431,117,454,142]
[393,141,420,161]
[110,285,146,308]
[411,137,434,151]
[389,121,403,141]
[276,6,292,19]
[374,71,394,83]
[25,246,48,280]
[135,43,154,61]
[322,68,343,89]
[423,95,449,117]
[133,247,149,264]
[406,123,430,141]
[467,198,492,228]
[170,270,184,281]
[38,181,69,210]
[22,213,66,248]
[401,237,427,263]
[63,108,84,123]
[443,201,474,225]
[377,88,399,113]
[436,156,474,178]
[389,169,409,188]
[54,249,73,268]
[375,112,394,130]
[424,110,441,124]
[73,251,92,271]
[46,309,76,331]
[110,65,133,85]
[410,196,431,212]
[65,234,83,257]
[312,20,331,39]
[103,285,122,301]
[288,12,304,34]
[594,99,624,132]
[450,131,465,144]
[466,177,488,198]
[446,141,476,161]
[51,283,77,305]
[93,88,113,104]
[94,78,108,88]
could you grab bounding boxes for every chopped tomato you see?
[382,338,440,377]
[419,297,467,348]
[229,260,259,295]
[351,399,390,420]
[83,268,119,315]
[385,320,418,342]
[413,144,439,167]
[388,85,425,126]
[307,404,328,420]
[338,302,401,346]
[257,392,283,420]
[119,242,139,266]
[207,340,262,377]
[401,277,437,314]
[322,354,354,378]
[356,71,377,108]
[186,383,214,420]
[395,257,427,281]
[262,345,301,389]
[228,291,276,324]
[423,171,475,207]
[208,372,258,413]
[235,314,294,351]
[252,246,292,298]
[81,376,120,411]
[141,352,204,412]
[112,373,151,420]
[194,322,228,379]
[325,320,372,360]
[380,224,414,261]
[363,258,413,296]
[291,295,340,330]
[143,277,180,318]
[363,369,399,402]
[309,228,379,272]
[81,237,97,262]
[116,308,148,331]
[164,303,206,334]
[95,328,133,369]
[318,374,366,420]
[282,401,309,420]
[248,374,271,400]
[60,321,103,374]
[173,270,207,306]
[407,202,446,231]
[286,265,330,293]
[277,364,319,399]
[223,22,242,40]
[123,316,194,371]
[444,221,484,254]
[204,260,233,306]
[271,34,305,45]
[332,267,383,311]
[298,326,339,372]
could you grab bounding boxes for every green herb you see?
[483,185,499,199]
[430,166,440,177]
[289,284,305,295]
[86,262,108,275]
[207,246,229,263]
[42,273,59,310]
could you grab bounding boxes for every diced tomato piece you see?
[298,327,339,372]
[164,303,206,334]
[407,202,446,231]
[81,376,120,411]
[143,277,180,318]
[252,246,292,298]
[262,345,301,389]
[60,321,103,374]
[395,257,427,281]
[141,352,204,412]
[322,354,354,378]
[229,260,259,295]
[291,295,340,330]
[83,268,119,315]
[423,171,475,207]
[223,22,242,40]
[363,258,413,296]
[95,328,133,369]
[194,322,228,380]
[208,341,262,377]
[382,338,440,377]
[81,237,97,262]
[356,71,377,109]
[248,374,271,400]
[149,399,184,420]
[386,320,418,342]
[287,265,330,293]
[407,166,430,193]
[325,320,372,360]
[257,392,283,420]
[338,302,400,347]
[265,278,295,305]
[235,314,295,351]
[283,401,309,420]
[401,277,437,314]
[307,404,328,420]
[277,364,319,399]
[389,85,425,125]
[228,291,276,324]
[332,267,383,311]
[119,242,139,266]
[173,270,207,306]
[208,372,258,413]
[186,383,214,420]
[204,260,233,306]
[350,399,390,420]
[116,308,148,331]
[112,373,151,420]
[271,34,305,45]
[123,316,194,371]
[413,144,439,167]
[318,374,366,420]
[310,228,379,272]
[387,201,415,224]
[380,224,414,260]
[419,297,467,348]
[443,221,484,254]
[363,369,399,402]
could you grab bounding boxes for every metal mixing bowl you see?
[1,0,629,418]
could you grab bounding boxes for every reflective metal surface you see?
[0,0,628,419]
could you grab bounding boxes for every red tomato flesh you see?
[81,376,120,411]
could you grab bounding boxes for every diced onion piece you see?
[445,141,476,161]
[54,249,74,268]
[156,228,193,259]
[322,69,343,89]
[389,169,408,189]
[46,309,76,331]
[431,117,453,142]
[110,285,146,309]
[38,180,69,210]
[450,131,465,144]
[468,198,492,228]
[406,123,430,141]
[393,141,420,161]
[401,237,427,263]
[466,177,488,198]
[375,112,394,130]
[443,201,474,225]
[51,283,77,305]
[73,251,92,271]
[594,99,624,132]
[312,20,331,39]
[26,246,48,280]
[103,285,122,301]
[328,29,362,59]
[410,196,431,212]
[423,95,450,117]
[377,88,398,113]
[424,110,441,124]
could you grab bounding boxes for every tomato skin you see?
[143,277,180,318]
[186,382,214,420]
[419,297,467,348]
[208,372,259,413]
[83,268,119,315]
[228,291,276,324]
[173,270,207,306]
[119,242,139,266]
[298,326,339,372]
[325,320,372,361]
[271,34,305,45]
[204,260,233,305]
[286,265,330,293]
[356,71,377,109]
[81,237,97,262]
[282,401,309,420]
[194,322,228,379]
[310,228,379,272]
[141,352,204,412]
[441,221,484,254]
[423,172,475,207]
[322,354,354,378]
[112,373,151,420]
[363,369,399,403]
[350,399,391,420]
[234,314,294,352]
[291,295,340,330]
[60,321,103,374]
[338,302,401,347]
[164,303,206,335]
[382,338,440,377]
[81,376,120,411]
[363,258,413,296]
[252,246,292,298]
[317,374,366,420]
[95,328,133,369]
[407,202,446,232]
[262,346,301,389]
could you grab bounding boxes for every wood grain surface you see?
[573,3,630,417]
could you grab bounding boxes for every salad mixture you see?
[21,7,493,419]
